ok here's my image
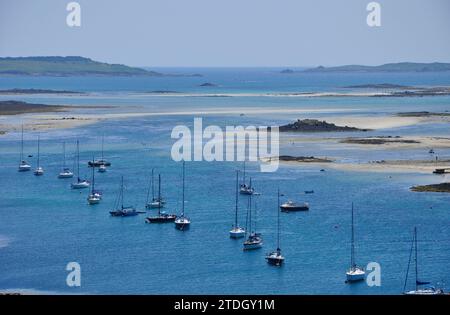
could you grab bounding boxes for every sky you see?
[0,0,449,67]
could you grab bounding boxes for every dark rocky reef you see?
[411,183,450,193]
[276,119,369,132]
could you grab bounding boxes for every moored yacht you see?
[174,161,191,230]
[33,135,44,176]
[243,194,262,250]
[88,135,111,167]
[239,162,254,195]
[87,158,101,205]
[58,142,74,178]
[145,169,166,209]
[346,203,365,283]
[18,125,31,172]
[146,174,176,223]
[266,189,285,266]
[109,176,139,217]
[230,170,245,238]
[71,140,90,189]
[280,200,309,212]
[403,227,445,295]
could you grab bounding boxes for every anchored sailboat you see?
[33,135,44,176]
[146,169,166,209]
[243,191,263,250]
[266,189,285,266]
[174,161,191,230]
[71,140,90,189]
[58,142,74,178]
[146,174,177,223]
[403,227,445,295]
[346,203,365,283]
[230,170,245,238]
[87,157,102,205]
[239,162,254,195]
[110,176,139,217]
[88,135,111,167]
[18,125,31,172]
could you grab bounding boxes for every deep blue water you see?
[0,70,450,294]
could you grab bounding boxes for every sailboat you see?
[266,189,285,266]
[174,161,191,230]
[110,176,138,217]
[58,142,74,178]
[18,125,31,172]
[33,135,44,176]
[243,193,263,250]
[239,162,254,195]
[146,169,166,209]
[346,203,365,282]
[87,157,102,205]
[146,174,177,223]
[71,140,90,189]
[229,170,245,238]
[88,135,111,167]
[403,227,445,295]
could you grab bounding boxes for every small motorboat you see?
[146,212,177,223]
[304,190,314,194]
[88,159,111,167]
[280,200,309,212]
[110,206,138,217]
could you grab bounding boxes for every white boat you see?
[88,135,110,167]
[280,200,309,212]
[230,170,245,238]
[33,135,44,176]
[402,227,445,295]
[239,162,254,195]
[98,164,107,173]
[71,140,90,189]
[174,161,191,230]
[58,142,74,178]
[18,125,31,172]
[346,203,365,283]
[243,194,262,250]
[87,158,101,205]
[146,169,165,209]
[266,189,285,266]
[110,176,139,217]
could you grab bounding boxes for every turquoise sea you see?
[0,69,450,294]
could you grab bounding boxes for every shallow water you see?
[0,70,449,294]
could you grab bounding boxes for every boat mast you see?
[20,124,24,161]
[235,170,239,227]
[243,161,246,185]
[277,188,281,251]
[91,157,95,193]
[76,140,80,181]
[351,202,355,268]
[414,227,418,291]
[249,192,252,233]
[152,168,155,201]
[37,135,40,168]
[101,134,104,160]
[158,174,162,216]
[182,161,185,217]
[120,176,124,210]
[63,142,66,169]
[403,227,415,293]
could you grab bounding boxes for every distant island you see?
[199,82,217,87]
[0,88,83,95]
[0,56,162,77]
[0,100,113,115]
[304,62,450,73]
[275,119,369,132]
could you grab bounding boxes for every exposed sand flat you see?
[340,136,450,149]
[280,158,450,174]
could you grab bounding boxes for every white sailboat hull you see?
[404,288,445,295]
[229,227,246,239]
[34,167,44,176]
[71,181,90,189]
[18,164,31,172]
[346,267,365,282]
[58,172,74,178]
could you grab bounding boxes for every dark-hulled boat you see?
[280,200,309,212]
